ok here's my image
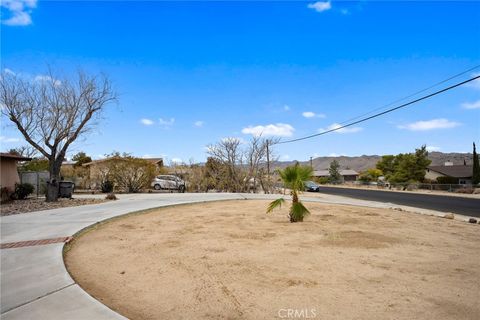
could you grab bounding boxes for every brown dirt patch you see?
[65,200,480,320]
[1,197,107,216]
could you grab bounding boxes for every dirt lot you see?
[65,200,480,320]
[0,198,107,216]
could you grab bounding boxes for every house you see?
[0,153,32,190]
[82,157,164,189]
[425,162,473,184]
[313,169,359,182]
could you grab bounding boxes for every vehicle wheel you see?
[179,185,185,193]
[154,184,161,190]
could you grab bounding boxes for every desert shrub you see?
[455,188,474,194]
[107,157,156,193]
[101,180,114,193]
[314,177,330,184]
[14,183,35,200]
[105,193,118,200]
[1,187,14,204]
[436,176,458,184]
[359,168,383,182]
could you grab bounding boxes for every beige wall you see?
[0,158,20,190]
[425,170,444,181]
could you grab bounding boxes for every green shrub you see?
[314,177,330,184]
[101,180,114,193]
[14,183,35,200]
[436,176,458,184]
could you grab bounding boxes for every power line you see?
[275,74,480,145]
[338,65,480,125]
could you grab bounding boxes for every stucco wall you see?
[0,158,20,190]
[425,170,444,181]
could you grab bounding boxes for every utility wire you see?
[338,65,480,125]
[275,74,480,145]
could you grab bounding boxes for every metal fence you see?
[19,171,49,197]
[351,182,476,193]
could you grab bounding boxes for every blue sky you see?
[1,0,479,163]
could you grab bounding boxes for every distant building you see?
[0,153,32,190]
[313,169,359,182]
[425,162,473,184]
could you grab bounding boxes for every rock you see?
[468,218,477,224]
[444,213,455,219]
[473,188,480,194]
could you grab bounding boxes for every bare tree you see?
[8,145,38,158]
[207,138,245,192]
[0,69,116,201]
[256,137,280,194]
[206,136,280,193]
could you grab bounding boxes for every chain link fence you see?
[19,171,49,197]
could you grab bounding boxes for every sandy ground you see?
[65,200,480,320]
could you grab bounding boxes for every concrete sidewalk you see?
[0,192,460,319]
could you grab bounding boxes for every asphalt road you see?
[316,186,480,217]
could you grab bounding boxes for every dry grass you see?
[65,200,480,320]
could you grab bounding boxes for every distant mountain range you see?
[271,152,473,173]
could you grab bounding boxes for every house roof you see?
[313,169,359,177]
[427,165,473,178]
[0,152,32,161]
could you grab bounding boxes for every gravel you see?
[0,198,108,216]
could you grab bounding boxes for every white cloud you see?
[340,8,350,15]
[319,123,362,134]
[3,68,15,75]
[34,75,61,86]
[171,158,182,164]
[426,146,441,152]
[283,105,290,111]
[194,120,204,127]
[1,0,37,26]
[397,118,461,131]
[140,118,154,126]
[242,123,295,137]
[302,111,326,119]
[307,1,332,13]
[280,154,290,161]
[465,72,480,90]
[0,136,21,143]
[461,100,480,110]
[159,117,175,128]
[328,153,348,157]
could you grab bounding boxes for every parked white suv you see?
[151,175,186,193]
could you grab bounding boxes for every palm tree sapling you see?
[266,163,313,223]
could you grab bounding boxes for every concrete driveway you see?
[0,192,467,319]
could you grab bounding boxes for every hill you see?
[272,151,473,173]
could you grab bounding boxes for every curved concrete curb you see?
[0,192,473,319]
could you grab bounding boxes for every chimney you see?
[444,160,453,166]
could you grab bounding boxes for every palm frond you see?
[290,201,311,222]
[266,198,286,214]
